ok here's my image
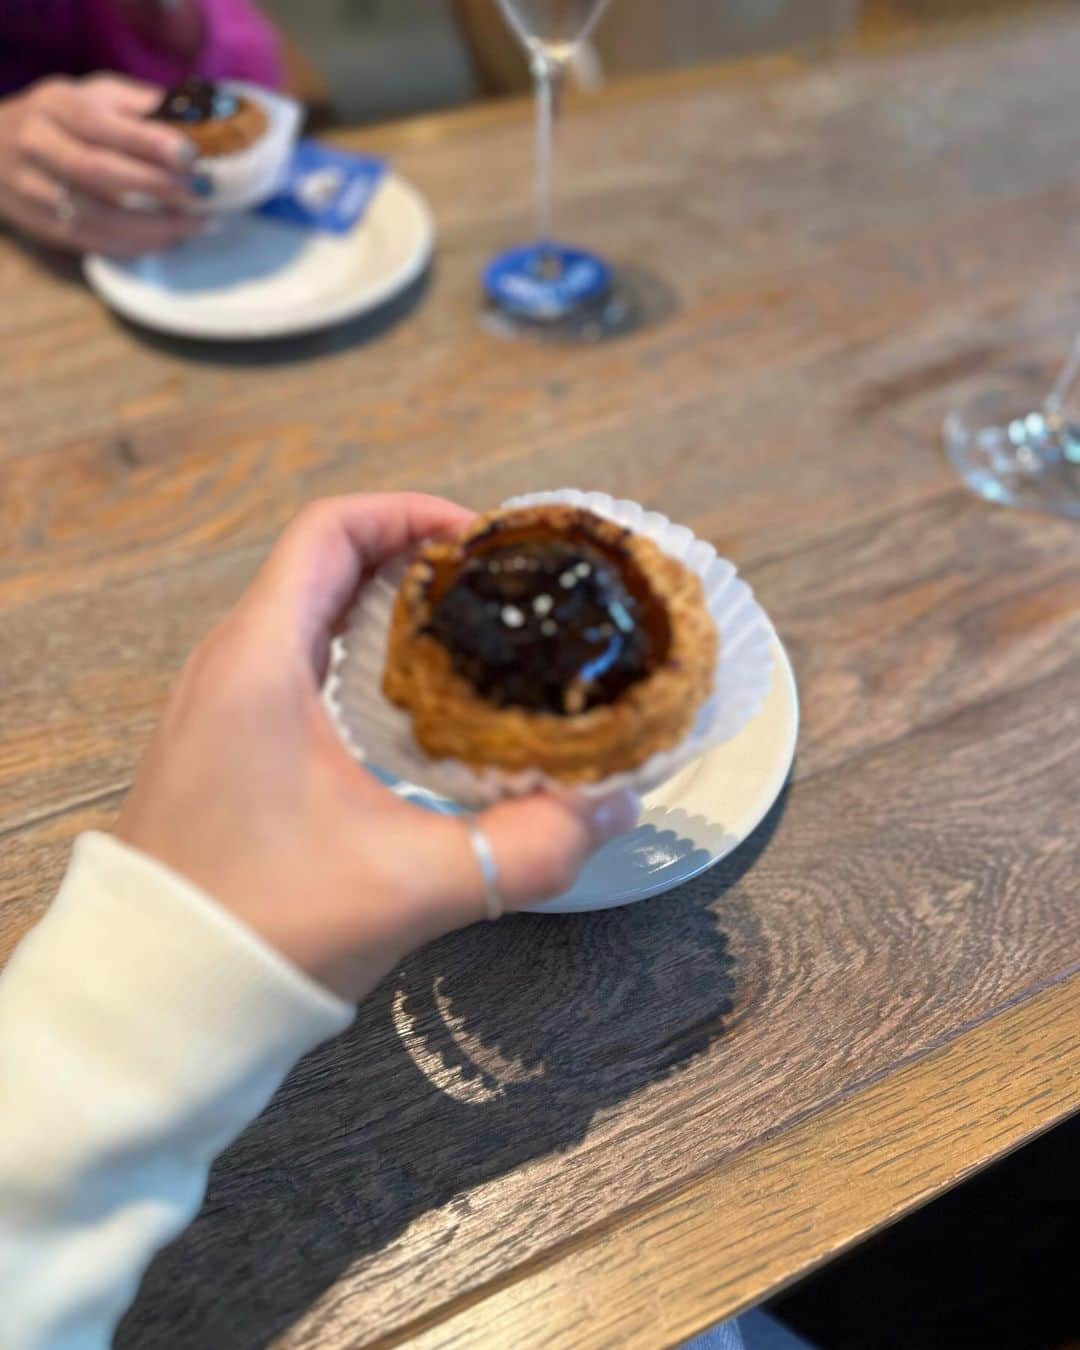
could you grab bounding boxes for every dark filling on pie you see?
[152,79,238,125]
[424,537,659,715]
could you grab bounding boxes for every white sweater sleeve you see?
[0,832,354,1350]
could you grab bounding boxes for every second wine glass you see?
[485,0,620,337]
[945,334,1080,518]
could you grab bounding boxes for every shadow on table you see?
[103,263,433,368]
[3,231,85,283]
[118,788,789,1350]
[480,260,681,346]
[2,222,431,364]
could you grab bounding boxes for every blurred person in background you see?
[0,0,283,254]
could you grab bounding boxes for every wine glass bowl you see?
[945,339,1080,519]
[497,0,613,60]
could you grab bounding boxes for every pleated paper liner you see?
[328,490,775,808]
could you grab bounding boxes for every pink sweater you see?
[1,0,284,97]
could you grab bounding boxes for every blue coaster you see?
[484,243,612,320]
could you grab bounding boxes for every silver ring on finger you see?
[467,821,504,922]
[54,184,78,229]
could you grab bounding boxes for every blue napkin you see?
[258,140,388,234]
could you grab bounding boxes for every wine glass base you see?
[482,287,634,344]
[944,373,1080,520]
[482,243,632,343]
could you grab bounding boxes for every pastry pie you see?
[382,505,717,781]
[151,79,268,157]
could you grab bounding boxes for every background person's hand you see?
[0,74,203,256]
[114,495,641,1003]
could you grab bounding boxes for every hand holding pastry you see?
[114,495,640,1003]
[0,74,202,255]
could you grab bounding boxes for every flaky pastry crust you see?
[382,505,718,782]
[185,98,268,157]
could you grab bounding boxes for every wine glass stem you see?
[531,49,566,264]
[1047,332,1080,412]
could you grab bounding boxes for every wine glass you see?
[945,336,1080,519]
[484,0,622,338]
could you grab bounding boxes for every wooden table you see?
[2,10,1079,1348]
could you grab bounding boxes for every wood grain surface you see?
[396,976,1080,1350]
[1,11,1079,1349]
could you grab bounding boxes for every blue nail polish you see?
[190,173,213,198]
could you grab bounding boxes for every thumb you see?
[416,788,642,933]
[479,789,642,912]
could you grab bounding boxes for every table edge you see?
[379,972,1080,1349]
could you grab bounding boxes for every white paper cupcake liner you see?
[191,83,301,214]
[327,490,775,808]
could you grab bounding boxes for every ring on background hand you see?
[54,185,77,229]
[467,821,503,922]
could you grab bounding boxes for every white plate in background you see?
[84,173,433,341]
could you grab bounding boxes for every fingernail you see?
[588,790,642,845]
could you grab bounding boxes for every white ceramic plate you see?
[83,173,433,341]
[381,634,798,914]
